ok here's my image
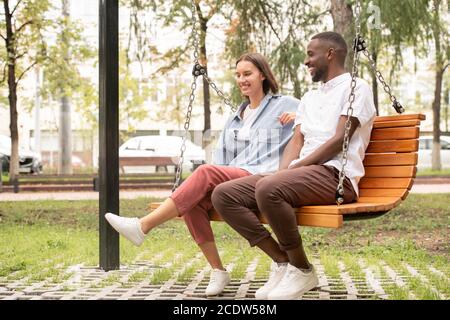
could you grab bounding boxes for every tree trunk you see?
[444,86,449,132]
[58,0,73,174]
[431,0,443,171]
[59,95,72,174]
[3,0,19,183]
[330,0,354,72]
[34,67,42,158]
[196,5,212,163]
[432,68,443,170]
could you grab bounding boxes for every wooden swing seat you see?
[149,113,425,228]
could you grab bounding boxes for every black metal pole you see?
[99,0,119,271]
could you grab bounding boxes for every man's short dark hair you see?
[311,32,348,66]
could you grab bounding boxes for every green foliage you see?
[119,49,154,133]
[0,0,53,86]
[40,4,97,128]
[223,0,325,99]
[360,0,432,71]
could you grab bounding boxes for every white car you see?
[418,135,450,169]
[0,134,43,174]
[119,135,206,173]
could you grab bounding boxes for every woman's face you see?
[235,60,265,98]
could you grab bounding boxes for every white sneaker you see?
[254,262,288,299]
[267,263,318,300]
[205,269,230,296]
[104,212,145,246]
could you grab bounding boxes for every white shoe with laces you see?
[104,212,146,246]
[267,263,318,300]
[205,269,230,296]
[254,262,288,300]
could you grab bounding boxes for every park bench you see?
[1,156,180,192]
[149,113,425,228]
[119,156,178,174]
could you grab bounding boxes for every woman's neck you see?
[248,91,266,109]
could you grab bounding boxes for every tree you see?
[430,0,449,170]
[330,0,354,72]
[359,0,431,114]
[158,74,191,128]
[0,0,52,182]
[156,0,228,148]
[118,48,153,135]
[40,0,96,174]
[59,0,72,174]
[223,0,325,100]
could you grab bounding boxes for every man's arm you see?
[279,125,304,170]
[288,115,360,169]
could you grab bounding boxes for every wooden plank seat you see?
[149,114,425,228]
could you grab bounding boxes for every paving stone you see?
[0,258,440,300]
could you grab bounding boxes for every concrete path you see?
[0,183,448,201]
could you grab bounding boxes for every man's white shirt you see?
[289,72,376,196]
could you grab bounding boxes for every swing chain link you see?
[189,0,235,112]
[335,1,362,205]
[361,49,405,114]
[204,74,237,113]
[173,0,236,191]
[173,0,201,191]
[336,0,405,203]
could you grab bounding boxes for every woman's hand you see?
[278,112,296,125]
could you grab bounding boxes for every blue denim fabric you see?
[213,94,299,174]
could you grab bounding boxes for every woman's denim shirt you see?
[213,94,300,174]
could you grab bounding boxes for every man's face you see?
[304,39,330,82]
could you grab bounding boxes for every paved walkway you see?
[0,183,448,201]
[1,255,446,300]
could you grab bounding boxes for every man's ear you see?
[327,48,335,61]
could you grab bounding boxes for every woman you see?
[105,52,299,296]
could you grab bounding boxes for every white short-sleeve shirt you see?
[289,73,376,196]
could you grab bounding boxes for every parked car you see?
[0,134,43,174]
[119,135,206,172]
[418,135,450,169]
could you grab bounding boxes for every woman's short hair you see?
[236,53,279,95]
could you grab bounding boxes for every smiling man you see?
[211,32,377,300]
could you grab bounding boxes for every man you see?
[211,31,376,300]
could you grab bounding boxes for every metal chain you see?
[172,0,200,191]
[362,49,404,114]
[172,0,236,191]
[335,1,362,205]
[203,74,237,113]
[173,75,198,192]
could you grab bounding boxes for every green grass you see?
[0,193,448,299]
